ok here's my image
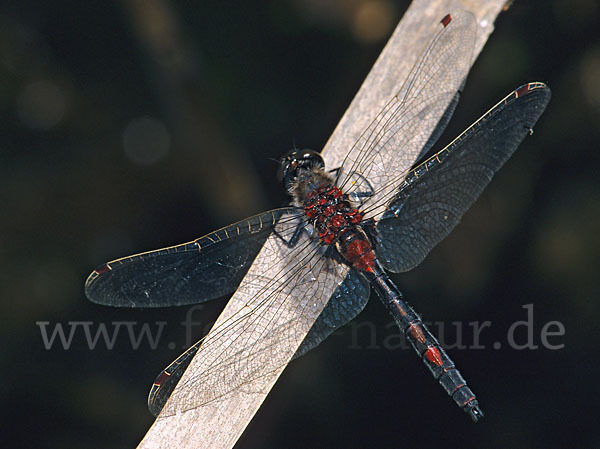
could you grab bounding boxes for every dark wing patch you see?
[376,83,551,272]
[85,208,299,307]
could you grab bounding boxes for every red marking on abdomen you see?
[462,396,476,407]
[441,14,452,27]
[343,238,376,272]
[425,346,443,367]
[451,383,466,394]
[409,323,427,344]
[356,252,376,273]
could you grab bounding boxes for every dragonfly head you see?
[278,149,324,194]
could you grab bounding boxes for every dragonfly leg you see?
[273,214,306,248]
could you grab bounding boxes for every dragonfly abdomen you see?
[336,228,377,273]
[367,264,483,422]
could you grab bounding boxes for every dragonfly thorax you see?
[278,150,376,271]
[302,183,377,273]
[303,184,363,244]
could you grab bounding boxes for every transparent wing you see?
[148,340,200,416]
[84,208,296,307]
[291,268,370,359]
[148,268,370,415]
[375,83,551,272]
[155,211,352,416]
[419,88,462,162]
[336,11,477,220]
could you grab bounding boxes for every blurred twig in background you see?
[120,0,268,221]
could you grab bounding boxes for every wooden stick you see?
[137,1,506,447]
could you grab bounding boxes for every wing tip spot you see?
[95,263,112,275]
[441,14,452,27]
[515,84,530,98]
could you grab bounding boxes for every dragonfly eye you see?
[278,149,324,192]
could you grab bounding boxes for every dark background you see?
[2,1,599,448]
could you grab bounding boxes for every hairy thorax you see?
[294,167,376,273]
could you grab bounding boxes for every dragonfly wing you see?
[292,269,370,359]
[157,212,351,415]
[148,342,200,416]
[336,11,477,219]
[149,269,368,415]
[85,207,298,307]
[418,88,462,162]
[375,83,551,273]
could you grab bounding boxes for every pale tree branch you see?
[137,1,507,448]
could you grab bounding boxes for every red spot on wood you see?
[425,346,443,367]
[95,264,111,275]
[441,14,452,27]
[409,323,426,344]
[516,84,530,98]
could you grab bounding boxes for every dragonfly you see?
[85,11,550,421]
